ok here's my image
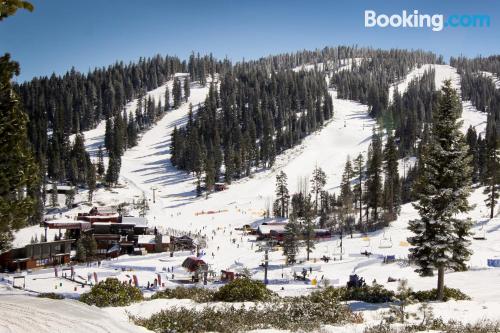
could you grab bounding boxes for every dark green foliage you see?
[151,287,215,303]
[0,0,33,21]
[79,278,143,307]
[37,292,64,300]
[282,216,301,264]
[310,285,395,304]
[330,50,441,120]
[408,81,473,299]
[411,287,470,302]
[171,67,333,184]
[75,234,97,262]
[64,188,75,208]
[366,128,384,225]
[133,296,359,333]
[364,320,500,333]
[172,77,182,108]
[383,132,401,219]
[213,278,274,302]
[105,153,121,186]
[0,54,39,251]
[273,171,289,218]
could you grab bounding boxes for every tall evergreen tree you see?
[339,157,354,222]
[283,215,301,264]
[301,194,316,261]
[183,76,190,101]
[383,132,401,220]
[173,77,182,108]
[310,165,327,214]
[164,85,170,111]
[87,163,96,202]
[366,128,384,224]
[274,171,290,218]
[353,153,364,225]
[408,81,473,300]
[105,153,121,186]
[96,145,105,178]
[0,52,38,251]
[483,132,499,219]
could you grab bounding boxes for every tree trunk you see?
[437,266,445,301]
[491,185,495,219]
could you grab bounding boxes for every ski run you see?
[2,60,499,333]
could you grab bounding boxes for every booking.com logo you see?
[365,10,490,31]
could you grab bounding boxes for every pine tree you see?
[383,132,401,220]
[204,154,215,196]
[301,194,316,261]
[408,81,473,300]
[105,153,121,186]
[366,128,383,224]
[274,171,290,218]
[283,216,301,264]
[65,188,75,208]
[0,53,38,251]
[164,85,170,111]
[127,112,138,147]
[87,163,96,202]
[173,77,182,108]
[75,237,87,262]
[483,133,499,219]
[340,157,354,224]
[310,165,327,214]
[104,118,113,152]
[96,145,105,177]
[49,182,58,207]
[353,153,364,225]
[183,76,190,101]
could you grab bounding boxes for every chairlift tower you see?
[257,241,273,285]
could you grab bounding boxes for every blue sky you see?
[0,0,498,82]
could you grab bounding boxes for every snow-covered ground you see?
[0,293,150,333]
[5,63,500,332]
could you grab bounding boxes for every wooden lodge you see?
[0,239,74,272]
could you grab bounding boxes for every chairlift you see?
[332,244,345,256]
[472,226,486,240]
[360,239,372,256]
[378,233,393,249]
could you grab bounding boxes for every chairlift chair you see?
[378,233,393,249]
[332,244,345,256]
[360,239,372,256]
[472,226,486,240]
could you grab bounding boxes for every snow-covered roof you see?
[93,206,117,215]
[258,224,286,235]
[121,216,147,227]
[44,220,91,230]
[137,235,156,244]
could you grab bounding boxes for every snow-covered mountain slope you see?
[388,64,487,136]
[69,73,190,157]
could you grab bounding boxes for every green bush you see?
[79,278,143,307]
[133,297,361,333]
[151,287,215,303]
[38,292,64,300]
[310,285,395,304]
[364,320,500,333]
[213,278,274,302]
[412,287,470,302]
